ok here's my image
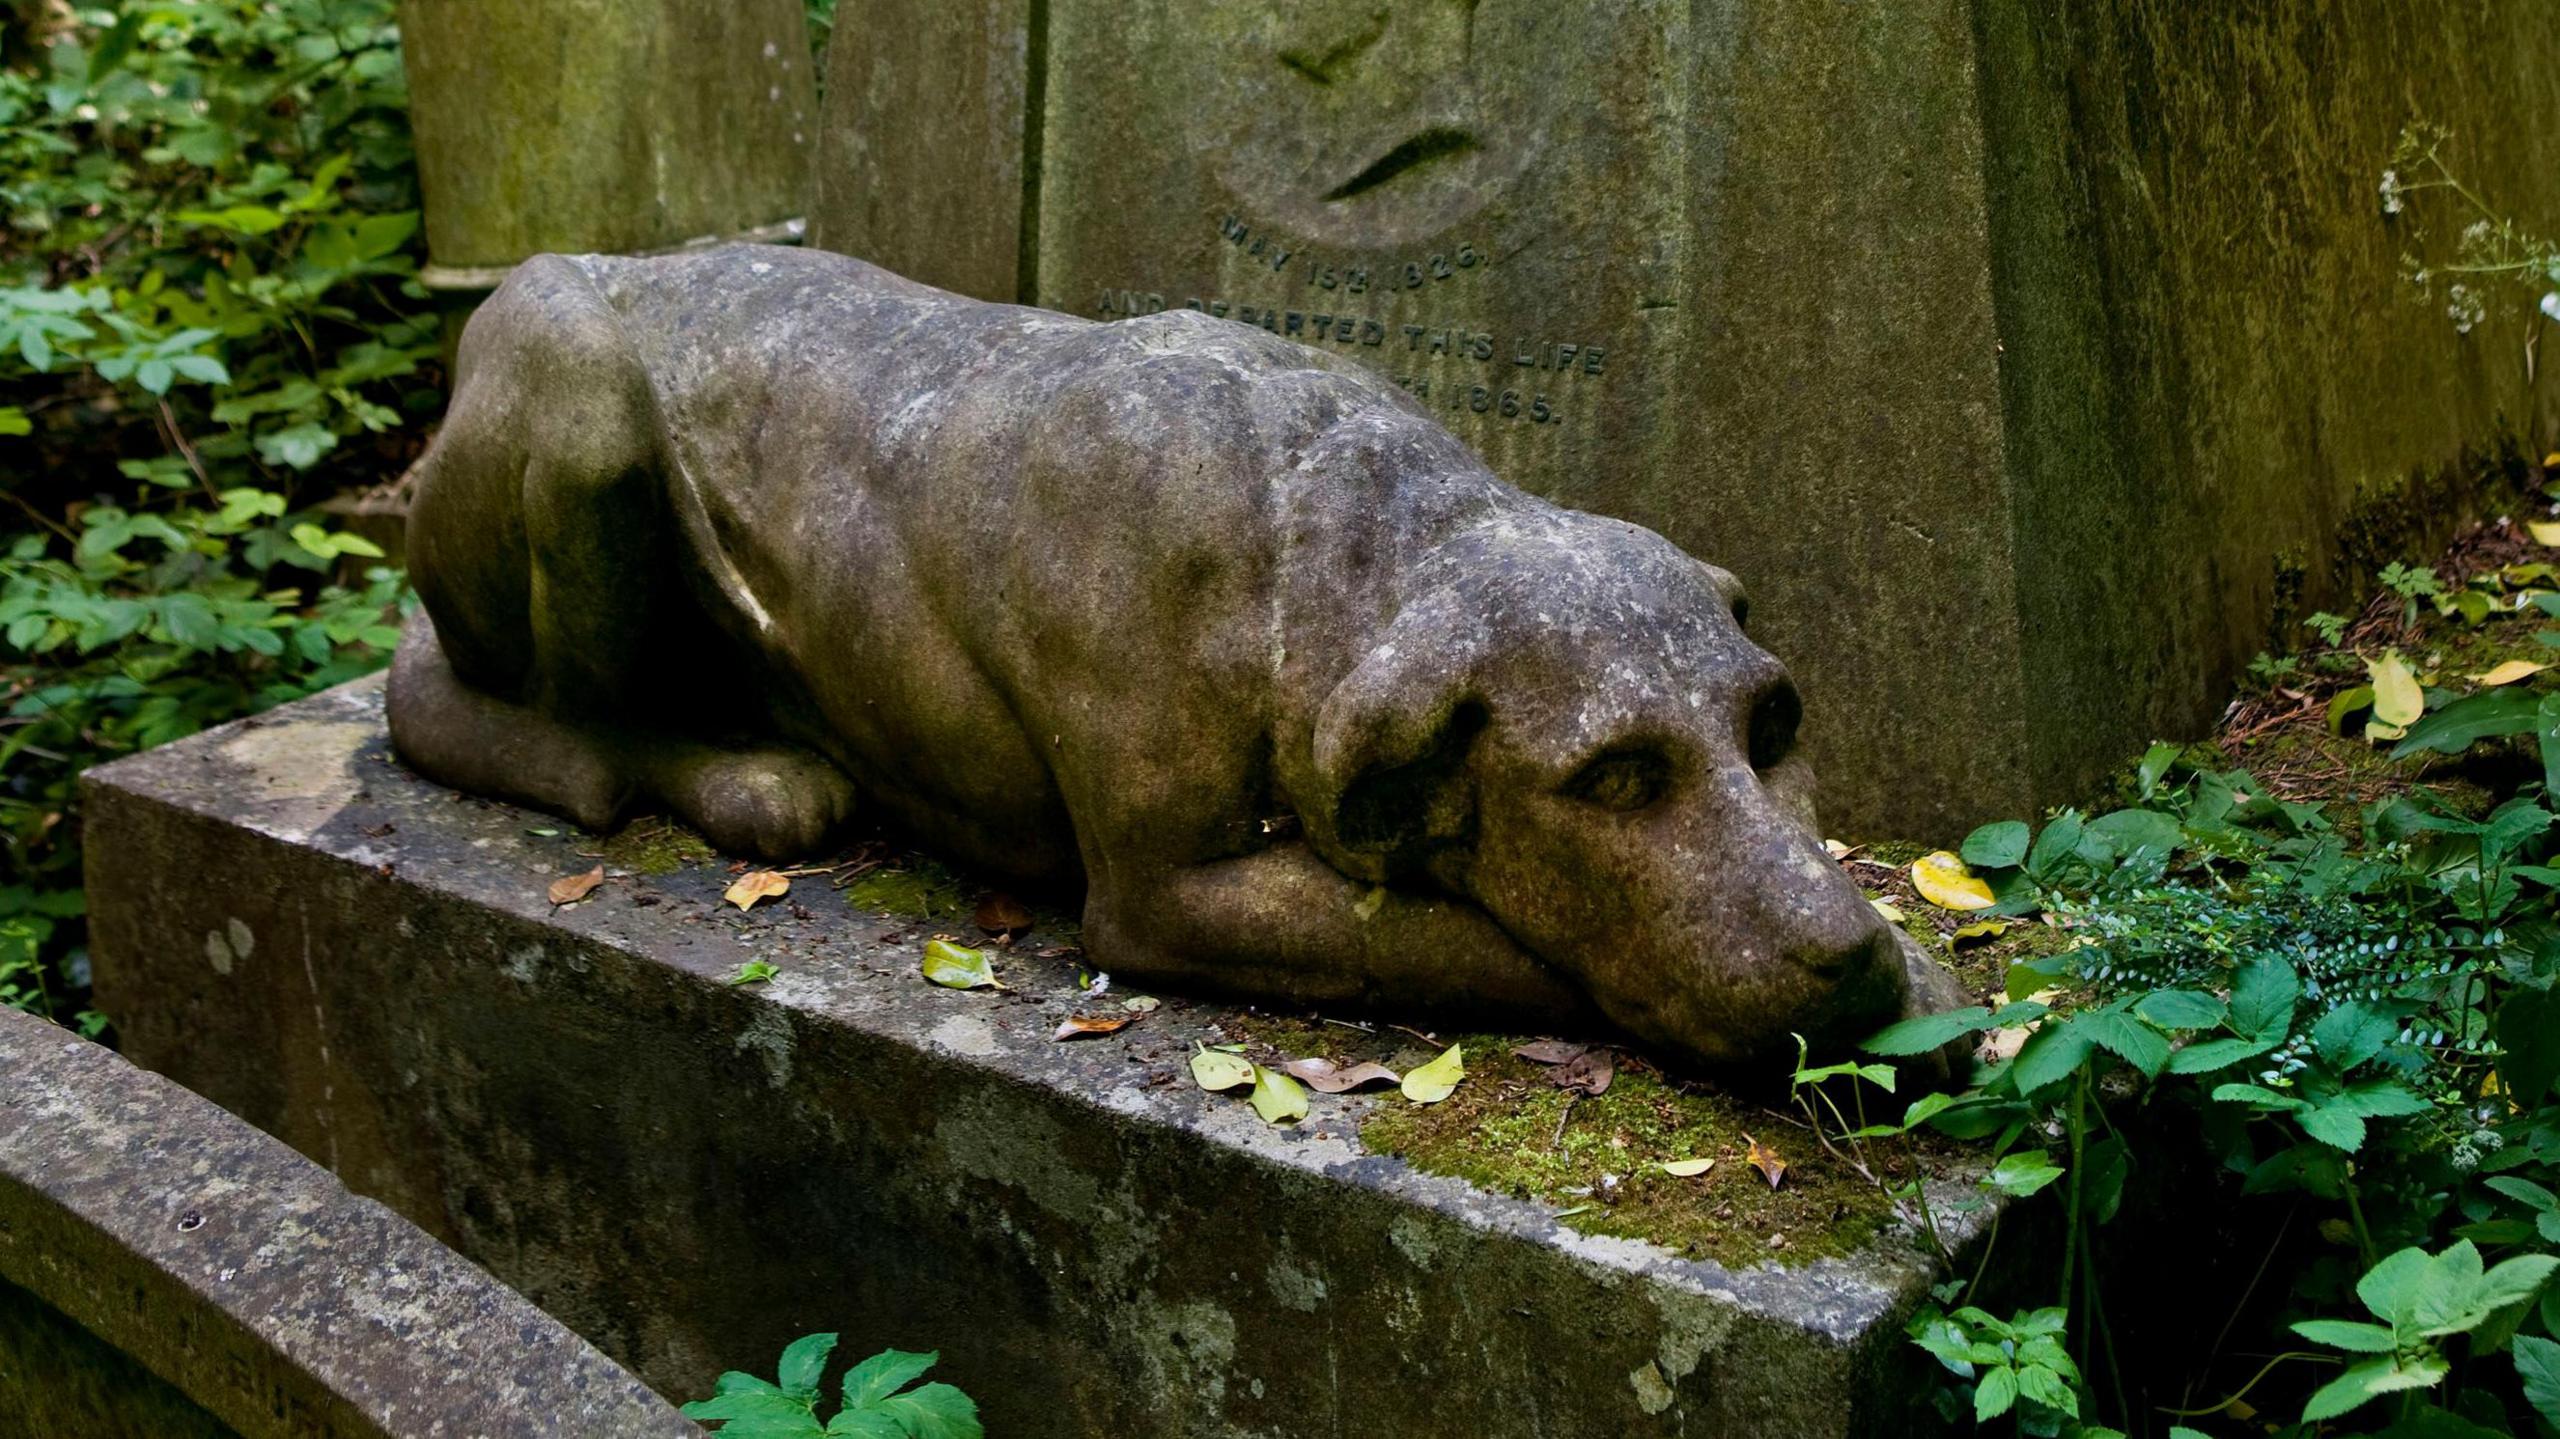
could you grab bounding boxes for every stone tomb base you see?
[86,678,1987,1437]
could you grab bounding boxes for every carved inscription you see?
[1093,214,1622,430]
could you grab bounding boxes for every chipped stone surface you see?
[88,679,1996,1436]
[0,1004,693,1438]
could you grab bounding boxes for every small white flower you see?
[2539,291,2560,323]
[2379,168,2405,215]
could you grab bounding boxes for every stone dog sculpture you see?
[388,246,1961,1069]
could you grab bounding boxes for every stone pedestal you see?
[810,0,2560,836]
[86,679,1991,1437]
[0,1006,688,1438]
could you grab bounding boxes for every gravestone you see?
[810,1,2560,836]
[402,0,816,291]
[86,677,2004,1438]
[0,1005,693,1438]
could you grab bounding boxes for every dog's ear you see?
[1309,623,1485,884]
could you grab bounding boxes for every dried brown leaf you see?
[547,866,603,906]
[1745,1134,1787,1190]
[1277,1057,1401,1094]
[1549,1047,1615,1097]
[974,891,1033,933]
[1052,1013,1136,1041]
[724,870,790,911]
[1512,1040,1588,1065]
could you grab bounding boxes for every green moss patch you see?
[602,818,716,875]
[842,859,969,921]
[1222,1013,1939,1269]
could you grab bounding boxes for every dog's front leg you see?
[1086,844,1594,1028]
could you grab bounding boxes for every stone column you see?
[401,0,817,294]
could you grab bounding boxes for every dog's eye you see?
[1749,681,1801,773]
[1563,750,1670,813]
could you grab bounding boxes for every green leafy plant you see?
[2291,1240,2557,1425]
[0,0,432,1029]
[681,1333,983,1438]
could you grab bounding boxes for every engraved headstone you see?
[810,2,2560,834]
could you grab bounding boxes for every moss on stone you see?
[843,860,968,921]
[602,819,716,875]
[1220,1013,1934,1269]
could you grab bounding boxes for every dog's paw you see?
[653,745,855,861]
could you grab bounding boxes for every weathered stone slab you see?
[403,0,816,286]
[809,1,2560,836]
[0,1005,693,1438]
[87,677,1992,1437]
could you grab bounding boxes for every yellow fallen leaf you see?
[1910,851,1994,911]
[2471,660,2548,687]
[724,869,790,910]
[2533,520,2560,547]
[1659,1157,1716,1178]
[1870,898,1907,923]
[1949,919,2011,949]
[1401,1043,1466,1104]
[1249,1065,1310,1125]
[919,938,1000,990]
[547,866,604,906]
[1745,1135,1787,1189]
[2364,719,2408,744]
[1189,1046,1255,1091]
[2367,650,2424,728]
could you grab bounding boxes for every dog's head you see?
[1302,510,1938,1070]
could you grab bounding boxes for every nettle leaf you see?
[872,1383,981,1439]
[2013,1361,2078,1417]
[2229,955,2300,1040]
[1974,1364,2018,1423]
[778,1332,839,1399]
[2515,1333,2560,1426]
[680,1390,822,1428]
[2310,1001,2398,1070]
[1960,820,2030,871]
[2134,989,2224,1031]
[1863,1006,1994,1057]
[2390,687,2543,758]
[2012,1020,2097,1097]
[2485,1175,2559,1213]
[2081,1010,2170,1078]
[840,1349,936,1409]
[2166,1031,2281,1075]
[2302,1354,2450,1423]
[1982,1150,2065,1198]
[2292,1318,2396,1353]
[2297,1103,2368,1153]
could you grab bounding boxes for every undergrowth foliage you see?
[0,0,434,1031]
[1841,745,2560,1438]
